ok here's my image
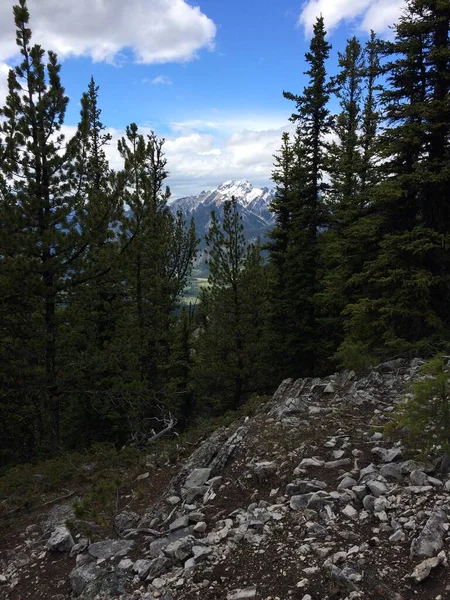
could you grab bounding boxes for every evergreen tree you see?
[57,79,126,448]
[114,125,197,438]
[317,34,382,367]
[268,15,332,376]
[341,0,450,359]
[0,1,117,454]
[195,199,269,411]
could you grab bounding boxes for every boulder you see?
[46,526,74,552]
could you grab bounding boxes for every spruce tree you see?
[0,1,96,453]
[341,0,450,359]
[269,15,332,376]
[316,35,382,366]
[195,199,268,411]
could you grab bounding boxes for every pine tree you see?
[0,1,102,453]
[341,0,450,359]
[195,199,269,411]
[268,15,332,376]
[316,35,382,367]
[114,125,197,438]
[57,79,126,448]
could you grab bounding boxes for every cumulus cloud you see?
[299,0,405,35]
[80,117,294,198]
[151,75,173,85]
[0,62,10,107]
[164,120,295,197]
[0,0,216,64]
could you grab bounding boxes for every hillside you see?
[2,359,450,599]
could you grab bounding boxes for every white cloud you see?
[151,75,173,85]
[164,121,296,197]
[0,0,216,64]
[0,62,10,107]
[78,117,295,198]
[299,0,405,35]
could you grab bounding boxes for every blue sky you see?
[0,0,405,197]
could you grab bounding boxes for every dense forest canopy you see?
[0,0,449,470]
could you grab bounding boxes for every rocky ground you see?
[2,358,450,600]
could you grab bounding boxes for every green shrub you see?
[388,354,450,454]
[335,339,376,372]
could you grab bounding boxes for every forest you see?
[0,0,449,471]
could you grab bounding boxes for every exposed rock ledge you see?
[2,358,450,600]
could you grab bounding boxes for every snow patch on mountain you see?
[170,180,275,241]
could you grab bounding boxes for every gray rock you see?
[352,484,368,499]
[227,587,257,599]
[184,468,212,489]
[70,562,102,597]
[164,537,195,562]
[185,486,208,503]
[410,552,447,582]
[410,469,427,486]
[70,538,89,557]
[380,463,403,481]
[193,521,207,533]
[307,491,333,510]
[427,476,443,487]
[117,558,133,570]
[114,510,140,533]
[358,463,378,483]
[88,539,134,560]
[207,475,223,488]
[324,458,352,469]
[46,526,75,552]
[286,479,327,496]
[169,515,190,531]
[410,508,447,558]
[290,494,311,510]
[166,496,181,506]
[192,545,213,561]
[188,512,205,523]
[372,447,402,463]
[338,476,357,490]
[367,480,388,497]
[78,571,125,599]
[149,537,169,558]
[342,505,358,519]
[389,529,406,543]
[146,557,173,580]
[250,461,277,481]
[363,495,375,512]
[400,459,432,474]
[299,457,324,468]
[133,559,153,580]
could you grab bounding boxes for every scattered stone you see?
[69,562,102,597]
[164,537,194,562]
[166,496,181,506]
[410,470,428,486]
[46,526,74,553]
[184,468,212,489]
[169,516,190,531]
[410,552,447,582]
[410,508,447,558]
[88,539,134,560]
[227,587,257,599]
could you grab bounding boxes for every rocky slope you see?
[2,358,450,600]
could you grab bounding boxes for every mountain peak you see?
[170,180,275,243]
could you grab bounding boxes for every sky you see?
[0,0,406,198]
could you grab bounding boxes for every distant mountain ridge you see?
[170,180,275,243]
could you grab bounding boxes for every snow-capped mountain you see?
[170,180,275,243]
